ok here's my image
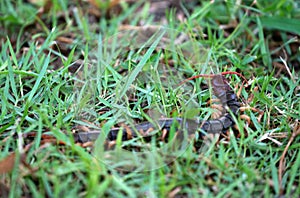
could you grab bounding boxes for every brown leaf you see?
[0,152,29,175]
[88,0,121,8]
[0,153,16,174]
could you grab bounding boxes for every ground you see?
[0,0,299,197]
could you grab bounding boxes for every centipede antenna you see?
[220,71,248,85]
[178,74,214,86]
[178,71,248,86]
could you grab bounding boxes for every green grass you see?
[1,0,300,197]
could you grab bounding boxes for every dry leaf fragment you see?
[0,152,28,175]
[0,153,16,174]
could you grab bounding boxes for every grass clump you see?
[0,0,299,197]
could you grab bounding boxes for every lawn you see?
[0,0,299,197]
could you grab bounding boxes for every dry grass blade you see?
[278,121,300,195]
[168,187,182,198]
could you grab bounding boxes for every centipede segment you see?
[72,73,243,143]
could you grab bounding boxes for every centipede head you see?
[210,75,231,100]
[178,71,247,104]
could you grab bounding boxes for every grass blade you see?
[117,29,166,99]
[259,16,300,35]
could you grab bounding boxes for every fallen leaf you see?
[0,153,16,174]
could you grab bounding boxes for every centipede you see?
[71,72,245,144]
